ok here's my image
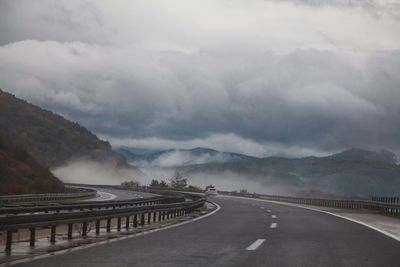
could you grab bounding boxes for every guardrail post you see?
[29,227,36,247]
[5,230,12,252]
[153,211,157,222]
[68,224,73,239]
[147,213,151,224]
[126,216,130,229]
[162,211,166,220]
[167,210,170,219]
[134,214,138,227]
[96,220,100,234]
[158,211,162,221]
[117,217,121,231]
[107,219,111,232]
[82,222,87,237]
[50,225,56,243]
[140,213,145,226]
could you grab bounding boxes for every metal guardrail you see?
[0,191,206,252]
[0,189,97,205]
[0,196,168,215]
[371,196,400,204]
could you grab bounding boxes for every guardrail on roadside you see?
[0,188,97,205]
[0,191,206,252]
[0,196,168,215]
[371,196,400,204]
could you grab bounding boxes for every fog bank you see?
[52,160,151,185]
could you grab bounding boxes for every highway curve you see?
[81,187,157,201]
[15,195,400,267]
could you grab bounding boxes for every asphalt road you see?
[80,187,157,201]
[15,195,400,267]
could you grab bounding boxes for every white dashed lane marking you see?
[246,239,266,251]
[270,223,277,228]
[271,215,277,218]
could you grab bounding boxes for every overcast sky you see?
[0,0,399,157]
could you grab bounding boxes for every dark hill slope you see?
[0,133,64,195]
[0,89,140,174]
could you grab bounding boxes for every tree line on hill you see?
[120,171,204,192]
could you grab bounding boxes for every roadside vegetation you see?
[120,171,204,192]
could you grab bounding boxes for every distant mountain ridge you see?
[0,89,143,176]
[116,147,258,168]
[176,148,400,197]
[328,148,397,164]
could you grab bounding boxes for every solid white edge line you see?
[222,195,400,243]
[246,239,265,251]
[270,223,277,228]
[0,201,221,267]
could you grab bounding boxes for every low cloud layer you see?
[0,0,399,158]
[52,159,152,185]
[127,148,253,169]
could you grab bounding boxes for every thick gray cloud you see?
[0,0,111,45]
[0,0,399,157]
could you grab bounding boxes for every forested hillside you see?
[0,89,135,170]
[0,132,64,194]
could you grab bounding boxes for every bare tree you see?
[169,171,187,189]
